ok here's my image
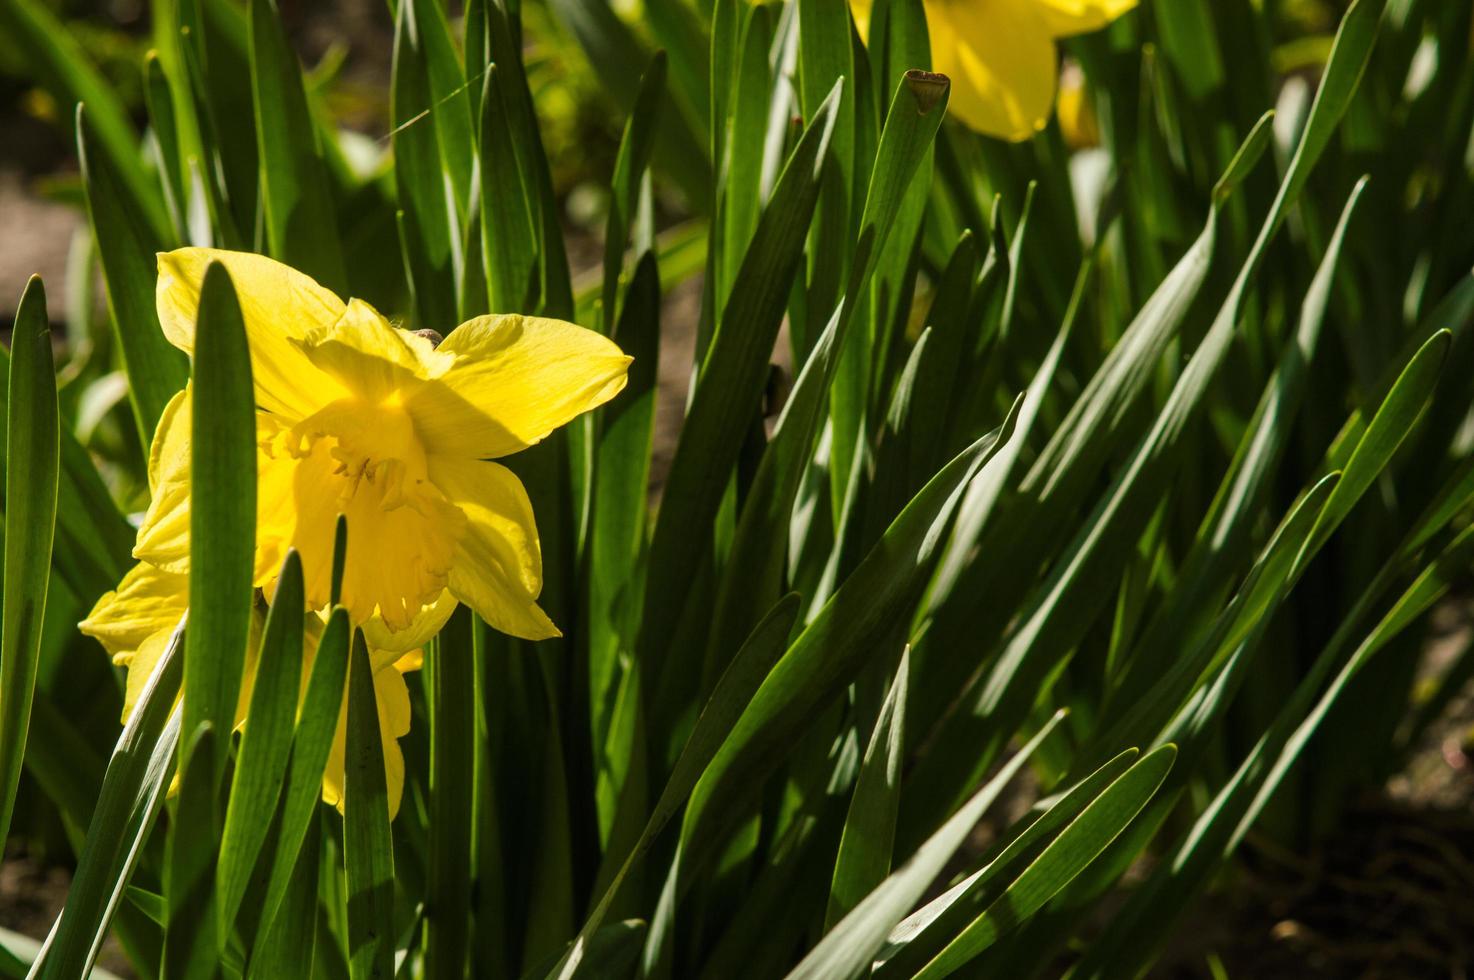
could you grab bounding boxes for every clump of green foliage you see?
[0,0,1472,977]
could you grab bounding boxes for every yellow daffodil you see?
[80,560,419,816]
[851,0,1137,141]
[82,247,629,819]
[140,247,630,647]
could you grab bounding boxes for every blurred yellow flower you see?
[140,248,631,646]
[851,0,1136,141]
[1056,60,1100,148]
[81,561,418,816]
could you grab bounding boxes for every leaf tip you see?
[903,70,950,115]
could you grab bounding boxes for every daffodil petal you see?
[121,629,174,722]
[430,456,541,594]
[1034,0,1137,37]
[156,248,350,420]
[133,391,284,581]
[84,560,267,727]
[321,664,413,820]
[80,561,189,663]
[361,590,459,661]
[133,387,194,574]
[295,298,453,403]
[406,314,631,459]
[253,414,305,591]
[429,455,560,641]
[930,0,1058,141]
[448,565,559,641]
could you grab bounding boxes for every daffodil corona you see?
[851,0,1137,140]
[82,248,630,816]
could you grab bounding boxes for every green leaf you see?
[900,232,981,475]
[554,596,801,980]
[144,51,190,242]
[642,78,844,667]
[478,61,540,313]
[0,277,59,851]
[587,253,661,768]
[1267,0,1387,225]
[1153,0,1226,101]
[76,104,190,443]
[251,607,350,962]
[217,551,307,937]
[875,749,1142,976]
[703,70,951,676]
[125,887,168,927]
[1296,329,1452,567]
[178,0,261,245]
[924,260,1088,620]
[249,0,348,294]
[909,22,1384,814]
[185,261,257,788]
[642,0,711,141]
[403,0,475,213]
[524,920,647,980]
[0,333,131,603]
[1077,356,1456,980]
[826,648,909,927]
[713,3,774,308]
[391,0,464,332]
[35,627,184,980]
[425,609,475,978]
[164,723,220,980]
[1133,339,1451,769]
[601,53,667,332]
[344,630,395,980]
[477,0,575,318]
[796,0,857,329]
[683,406,1019,881]
[1115,328,1447,775]
[1090,471,1341,766]
[330,514,348,607]
[912,745,1176,978]
[783,712,1068,980]
[1077,527,1474,980]
[247,816,321,980]
[904,115,1266,743]
[1103,177,1370,724]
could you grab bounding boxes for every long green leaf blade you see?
[251,607,351,962]
[34,628,184,980]
[344,630,394,980]
[784,712,1068,980]
[248,0,349,294]
[76,105,189,442]
[913,745,1177,978]
[825,648,909,927]
[217,551,307,937]
[0,277,59,851]
[185,261,257,787]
